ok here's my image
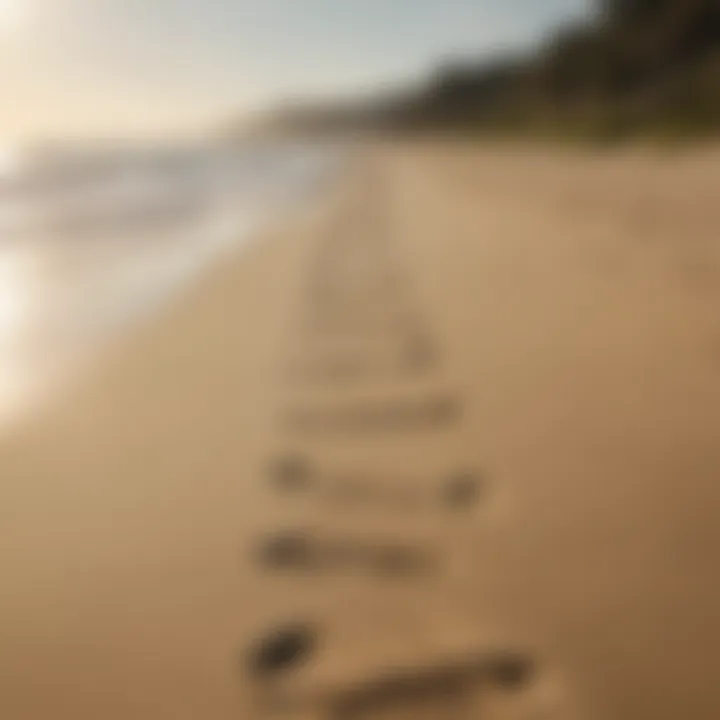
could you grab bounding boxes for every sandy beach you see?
[2,141,720,719]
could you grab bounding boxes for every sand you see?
[2,141,720,719]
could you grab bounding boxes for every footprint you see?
[247,641,546,719]
[268,460,484,514]
[246,623,319,681]
[324,650,537,719]
[254,531,435,577]
[285,393,461,434]
[443,472,483,510]
[271,456,313,493]
[256,532,316,570]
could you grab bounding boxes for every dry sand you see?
[2,141,720,719]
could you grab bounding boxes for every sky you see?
[0,0,593,142]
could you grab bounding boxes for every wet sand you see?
[2,142,720,719]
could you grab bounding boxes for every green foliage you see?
[259,0,720,141]
[398,0,720,139]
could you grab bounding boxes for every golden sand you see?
[2,142,720,719]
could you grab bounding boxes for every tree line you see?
[261,0,720,140]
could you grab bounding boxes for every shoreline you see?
[0,145,346,437]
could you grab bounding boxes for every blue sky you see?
[0,0,593,141]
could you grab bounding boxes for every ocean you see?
[0,140,344,428]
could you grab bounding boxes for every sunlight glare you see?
[0,144,22,177]
[0,0,24,30]
[0,253,27,341]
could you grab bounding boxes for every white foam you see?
[0,142,344,431]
